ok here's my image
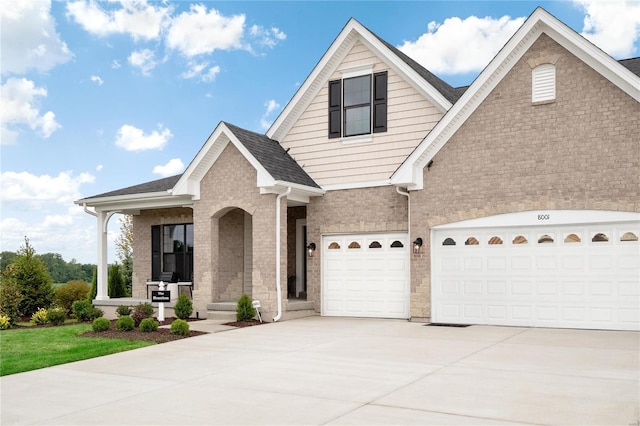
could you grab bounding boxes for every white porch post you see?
[96,210,109,300]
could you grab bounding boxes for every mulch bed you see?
[14,317,265,344]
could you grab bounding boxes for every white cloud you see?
[111,59,121,69]
[166,4,246,57]
[115,124,172,151]
[250,25,287,48]
[260,99,280,130]
[0,170,94,206]
[96,164,103,171]
[153,158,184,177]
[0,0,72,75]
[91,75,104,85]
[66,0,171,41]
[0,77,62,143]
[128,49,157,75]
[575,0,640,57]
[180,61,221,82]
[398,15,525,75]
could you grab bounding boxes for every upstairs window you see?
[532,64,555,103]
[328,71,387,139]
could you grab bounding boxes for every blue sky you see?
[1,0,639,265]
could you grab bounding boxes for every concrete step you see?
[207,310,237,321]
[207,302,237,311]
[287,300,314,311]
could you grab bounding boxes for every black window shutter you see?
[328,79,342,138]
[373,71,387,133]
[151,225,161,281]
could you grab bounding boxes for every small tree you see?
[0,266,24,325]
[236,293,256,322]
[12,237,55,316]
[55,280,90,315]
[108,263,127,298]
[174,293,193,320]
[115,215,133,296]
[88,267,97,301]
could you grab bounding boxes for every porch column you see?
[95,210,109,300]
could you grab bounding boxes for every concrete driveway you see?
[1,317,638,425]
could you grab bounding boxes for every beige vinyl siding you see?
[281,40,444,187]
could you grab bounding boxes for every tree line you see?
[0,251,95,284]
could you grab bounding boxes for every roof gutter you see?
[273,186,292,322]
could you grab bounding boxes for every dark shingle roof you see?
[619,57,640,77]
[224,122,320,189]
[82,174,182,200]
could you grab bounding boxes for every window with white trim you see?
[532,64,556,103]
[328,71,387,138]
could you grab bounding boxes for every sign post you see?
[157,281,165,321]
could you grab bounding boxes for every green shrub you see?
[108,263,127,298]
[0,314,11,330]
[174,293,193,320]
[131,302,154,326]
[170,319,189,336]
[115,305,132,317]
[55,280,90,315]
[46,307,67,326]
[139,318,159,332]
[31,308,49,325]
[0,274,23,326]
[116,315,135,331]
[236,293,256,322]
[88,267,97,301]
[72,300,103,322]
[92,317,110,332]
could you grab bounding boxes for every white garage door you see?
[432,211,640,331]
[322,233,410,319]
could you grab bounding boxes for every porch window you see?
[151,223,193,282]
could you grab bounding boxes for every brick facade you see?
[132,207,193,298]
[409,35,640,319]
[305,186,408,311]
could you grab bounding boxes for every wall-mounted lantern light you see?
[413,238,423,254]
[307,242,316,257]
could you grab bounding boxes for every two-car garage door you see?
[322,233,410,319]
[432,211,640,331]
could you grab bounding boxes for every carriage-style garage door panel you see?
[323,233,409,319]
[432,211,640,331]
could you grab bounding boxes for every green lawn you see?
[0,325,154,376]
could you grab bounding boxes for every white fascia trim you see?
[321,179,391,191]
[74,192,193,212]
[267,20,359,141]
[173,122,279,197]
[260,180,325,203]
[267,19,455,141]
[392,7,640,190]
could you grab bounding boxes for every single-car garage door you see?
[432,211,640,331]
[322,233,410,318]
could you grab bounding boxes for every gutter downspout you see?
[396,187,410,232]
[273,186,292,322]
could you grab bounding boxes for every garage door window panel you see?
[390,240,404,248]
[442,237,456,246]
[564,233,581,243]
[512,235,528,244]
[328,242,341,250]
[620,232,638,242]
[348,241,361,249]
[488,236,503,245]
[592,233,609,242]
[368,241,382,248]
[465,237,479,245]
[538,234,555,244]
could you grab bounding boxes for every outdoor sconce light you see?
[307,242,316,257]
[413,238,423,254]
